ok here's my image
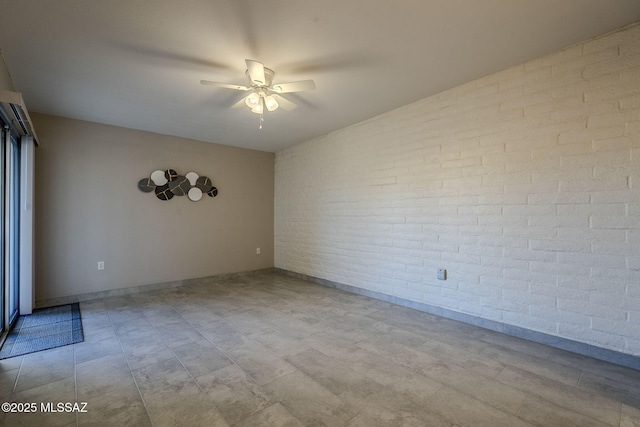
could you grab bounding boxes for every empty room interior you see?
[1,1,640,426]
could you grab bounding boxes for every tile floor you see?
[1,271,639,426]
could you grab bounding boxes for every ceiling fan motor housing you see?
[246,67,275,87]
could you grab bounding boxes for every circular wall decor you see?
[155,184,174,200]
[186,172,199,186]
[150,170,168,186]
[138,169,220,202]
[138,178,155,193]
[165,169,179,181]
[188,187,203,202]
[196,176,213,192]
[168,175,191,196]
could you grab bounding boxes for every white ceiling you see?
[1,1,640,153]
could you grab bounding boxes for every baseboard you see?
[35,268,275,309]
[275,268,640,372]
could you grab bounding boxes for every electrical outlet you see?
[437,268,446,280]
[98,261,105,270]
[256,247,261,255]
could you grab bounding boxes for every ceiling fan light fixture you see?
[245,92,260,108]
[251,98,264,114]
[201,59,312,121]
[264,95,279,112]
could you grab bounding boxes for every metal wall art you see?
[138,169,219,202]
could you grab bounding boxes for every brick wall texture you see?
[275,23,640,355]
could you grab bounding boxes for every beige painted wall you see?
[33,113,274,301]
[0,53,15,91]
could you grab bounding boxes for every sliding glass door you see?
[7,131,20,325]
[0,125,20,340]
[0,127,4,335]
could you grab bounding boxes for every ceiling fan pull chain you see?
[259,113,264,130]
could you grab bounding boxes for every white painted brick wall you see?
[275,24,640,355]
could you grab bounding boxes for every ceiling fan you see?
[200,59,316,127]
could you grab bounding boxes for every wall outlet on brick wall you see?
[437,268,446,280]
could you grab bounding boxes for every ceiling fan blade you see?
[272,94,297,111]
[271,80,316,93]
[200,80,250,91]
[245,59,266,85]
